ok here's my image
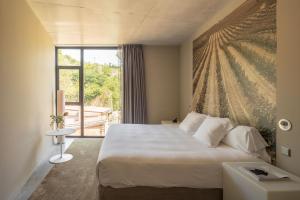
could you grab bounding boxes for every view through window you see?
[56,47,121,137]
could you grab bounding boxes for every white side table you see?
[161,120,179,124]
[223,162,300,200]
[47,128,75,164]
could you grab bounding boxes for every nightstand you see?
[161,120,178,124]
[223,162,300,200]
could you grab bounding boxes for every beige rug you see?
[29,138,102,200]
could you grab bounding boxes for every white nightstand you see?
[161,120,179,124]
[223,162,300,200]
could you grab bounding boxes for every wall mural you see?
[192,0,276,155]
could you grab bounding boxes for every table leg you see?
[49,136,73,164]
[60,140,63,158]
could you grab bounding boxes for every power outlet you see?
[281,146,291,157]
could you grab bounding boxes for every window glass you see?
[59,69,79,102]
[58,49,80,66]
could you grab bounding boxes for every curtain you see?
[121,44,147,124]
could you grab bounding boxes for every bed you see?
[96,124,261,200]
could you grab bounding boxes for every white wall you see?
[144,45,180,123]
[179,40,193,119]
[276,0,300,176]
[0,0,55,199]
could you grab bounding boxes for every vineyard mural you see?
[192,0,276,154]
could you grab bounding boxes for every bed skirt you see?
[98,185,222,200]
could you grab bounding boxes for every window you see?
[56,47,121,137]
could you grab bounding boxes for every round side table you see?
[47,128,75,164]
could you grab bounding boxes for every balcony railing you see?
[64,105,121,137]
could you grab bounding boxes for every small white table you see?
[161,120,179,124]
[46,128,75,164]
[223,162,300,200]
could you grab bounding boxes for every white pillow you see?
[179,112,207,134]
[193,117,234,147]
[222,126,268,153]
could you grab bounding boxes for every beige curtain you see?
[121,44,147,124]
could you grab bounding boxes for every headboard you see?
[192,0,277,160]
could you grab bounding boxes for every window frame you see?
[55,46,118,138]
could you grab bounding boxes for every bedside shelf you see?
[161,120,178,124]
[223,162,300,200]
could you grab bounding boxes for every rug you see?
[29,138,102,200]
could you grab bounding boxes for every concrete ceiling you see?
[27,0,235,45]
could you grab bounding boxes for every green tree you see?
[58,51,121,111]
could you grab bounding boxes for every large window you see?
[56,47,121,137]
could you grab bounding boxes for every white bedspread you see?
[96,124,260,188]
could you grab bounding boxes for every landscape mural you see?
[192,0,276,154]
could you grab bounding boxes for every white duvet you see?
[96,124,260,188]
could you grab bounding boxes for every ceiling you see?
[27,0,234,45]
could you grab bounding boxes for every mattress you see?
[96,124,260,188]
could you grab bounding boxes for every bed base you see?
[98,185,222,200]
